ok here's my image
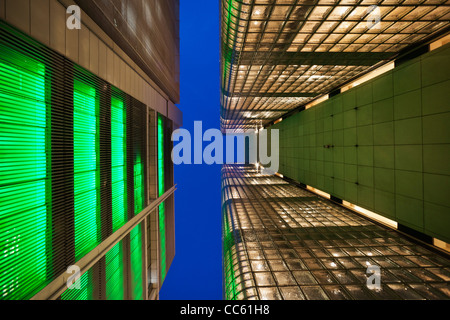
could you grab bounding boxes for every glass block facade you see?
[222,165,450,300]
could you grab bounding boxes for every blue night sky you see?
[159,1,223,300]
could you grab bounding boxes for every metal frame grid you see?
[222,164,450,300]
[220,0,450,130]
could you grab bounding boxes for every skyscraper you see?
[221,1,450,300]
[0,0,180,300]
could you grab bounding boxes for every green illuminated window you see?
[158,202,166,281]
[0,46,49,299]
[61,269,94,300]
[111,96,127,232]
[223,211,237,300]
[134,153,143,215]
[105,241,124,300]
[130,224,143,300]
[73,79,100,261]
[157,114,166,281]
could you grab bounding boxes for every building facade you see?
[221,0,450,300]
[0,0,180,300]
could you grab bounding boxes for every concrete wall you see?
[271,43,450,243]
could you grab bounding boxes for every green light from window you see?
[73,79,100,261]
[61,269,94,300]
[105,241,124,300]
[223,208,237,300]
[134,153,143,215]
[130,224,143,300]
[157,114,166,281]
[0,46,48,300]
[111,96,127,232]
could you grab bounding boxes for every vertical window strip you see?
[134,153,143,215]
[130,224,143,300]
[111,96,127,232]
[105,241,124,300]
[0,47,49,299]
[73,79,100,261]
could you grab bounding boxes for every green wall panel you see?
[396,195,424,229]
[0,46,48,299]
[273,43,450,243]
[394,89,421,120]
[393,60,421,95]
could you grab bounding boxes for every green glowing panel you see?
[0,46,48,299]
[130,224,143,300]
[157,115,166,281]
[111,96,127,232]
[74,79,100,261]
[223,209,237,300]
[134,153,143,215]
[105,241,124,300]
[158,115,165,198]
[158,202,166,281]
[222,0,239,110]
[61,269,94,300]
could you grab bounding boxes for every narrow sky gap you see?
[160,0,222,300]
